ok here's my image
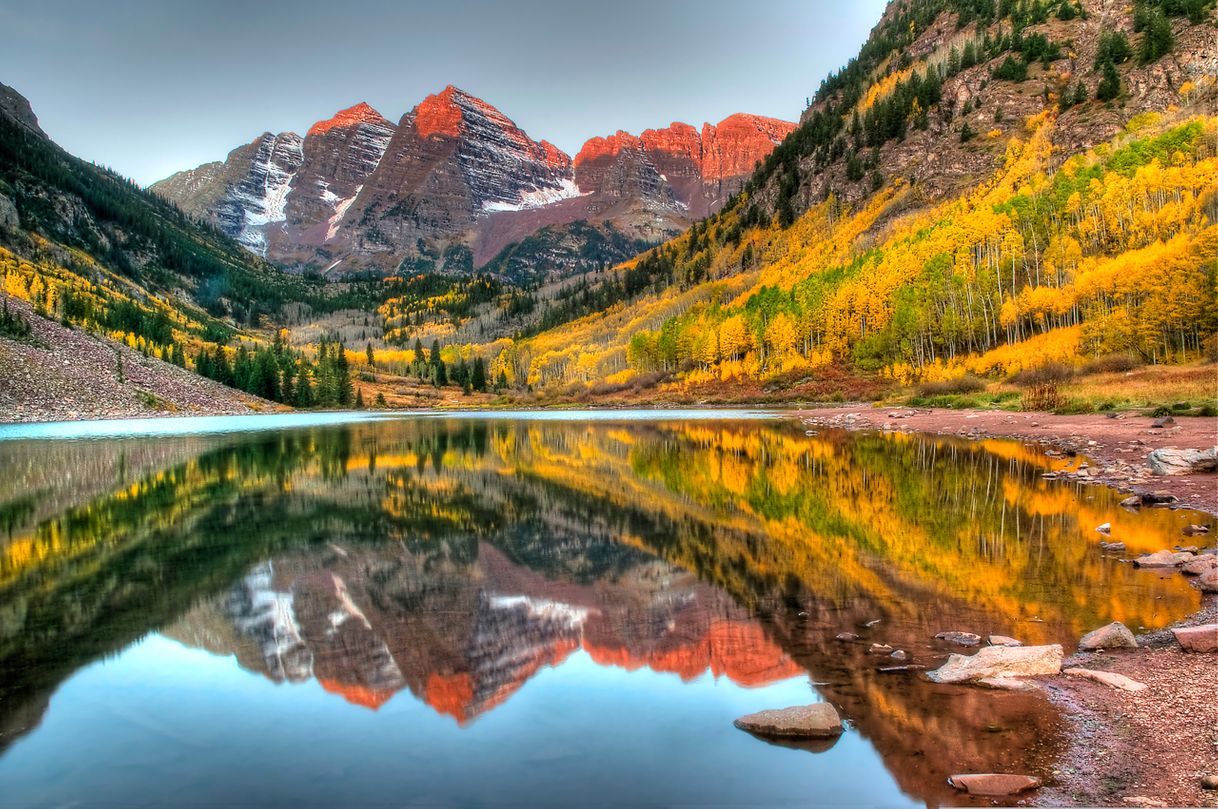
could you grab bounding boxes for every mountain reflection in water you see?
[0,414,1207,807]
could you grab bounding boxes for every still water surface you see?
[0,411,1209,807]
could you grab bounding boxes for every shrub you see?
[1081,353,1141,375]
[1022,382,1067,412]
[1009,361,1076,385]
[915,375,986,396]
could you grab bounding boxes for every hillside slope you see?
[474,0,1218,401]
[0,295,272,423]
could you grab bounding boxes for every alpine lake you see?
[0,411,1208,808]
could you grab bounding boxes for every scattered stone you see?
[947,773,1041,796]
[927,644,1063,683]
[835,632,859,642]
[1079,621,1138,651]
[889,649,909,661]
[868,643,894,654]
[1119,495,1142,509]
[1123,796,1169,807]
[1095,522,1112,534]
[1175,545,1200,554]
[1150,416,1176,429]
[935,631,982,647]
[733,703,843,739]
[1099,540,1126,552]
[877,664,927,673]
[1133,550,1196,568]
[1147,447,1218,476]
[1063,667,1149,691]
[864,619,882,627]
[1181,556,1218,576]
[1182,524,1211,536]
[1171,624,1218,653]
[1140,492,1177,505]
[1201,775,1218,790]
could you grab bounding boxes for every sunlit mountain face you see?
[0,415,1207,807]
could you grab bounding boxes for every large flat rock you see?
[1063,668,1149,691]
[927,644,1063,683]
[1171,624,1218,653]
[733,703,843,739]
[948,773,1042,796]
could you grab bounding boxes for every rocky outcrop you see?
[926,644,1063,683]
[733,703,843,738]
[0,81,45,136]
[151,131,304,255]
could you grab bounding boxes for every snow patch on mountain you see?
[326,185,362,242]
[481,178,586,212]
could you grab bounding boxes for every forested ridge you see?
[470,0,1217,402]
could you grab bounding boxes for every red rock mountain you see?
[151,87,794,281]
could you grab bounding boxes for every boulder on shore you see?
[1133,550,1195,568]
[1063,668,1148,691]
[1192,569,1218,594]
[733,703,843,739]
[1147,447,1218,476]
[948,773,1041,796]
[1180,556,1217,576]
[1171,624,1218,653]
[927,644,1063,683]
[1078,621,1138,651]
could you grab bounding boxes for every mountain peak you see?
[307,102,389,136]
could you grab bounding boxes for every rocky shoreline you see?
[796,405,1218,808]
[797,406,1218,515]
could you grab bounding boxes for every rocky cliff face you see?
[152,130,304,255]
[151,87,794,281]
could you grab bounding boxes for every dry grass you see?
[1059,363,1217,412]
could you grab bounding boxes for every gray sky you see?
[0,0,887,186]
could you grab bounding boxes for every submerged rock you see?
[1063,668,1148,691]
[1171,624,1218,653]
[733,703,843,739]
[935,631,982,647]
[1119,495,1142,509]
[1133,550,1195,568]
[835,632,859,641]
[927,644,1063,683]
[868,643,893,654]
[948,773,1041,796]
[1182,524,1211,536]
[1078,622,1138,651]
[988,635,1023,647]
